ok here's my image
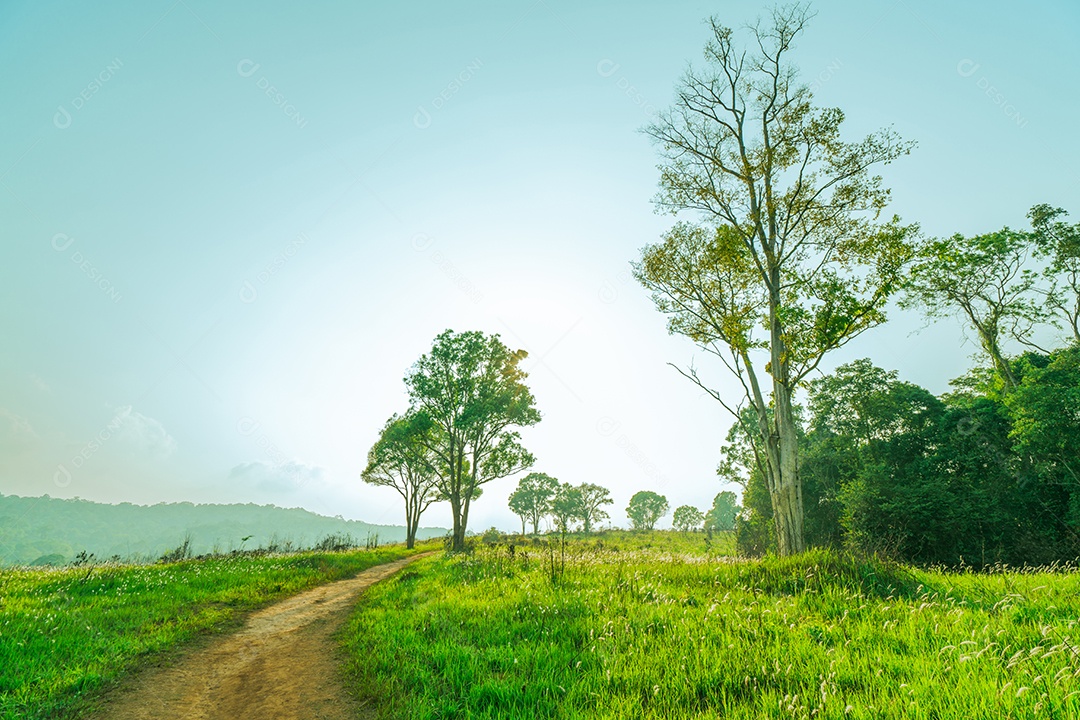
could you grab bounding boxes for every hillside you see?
[0,494,447,565]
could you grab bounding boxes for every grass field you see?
[0,543,431,720]
[343,532,1080,719]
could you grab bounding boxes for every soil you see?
[92,554,426,720]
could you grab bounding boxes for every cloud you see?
[109,405,177,457]
[0,409,39,453]
[28,374,51,393]
[228,460,324,493]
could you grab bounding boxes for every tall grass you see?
[0,543,429,720]
[343,534,1080,718]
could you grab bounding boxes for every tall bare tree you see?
[634,4,916,554]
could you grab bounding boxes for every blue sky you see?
[1,0,1077,532]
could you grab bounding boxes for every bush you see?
[314,533,357,552]
[481,527,503,546]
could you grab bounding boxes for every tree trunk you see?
[459,495,472,548]
[405,500,415,550]
[450,496,464,551]
[768,272,806,556]
[407,509,418,549]
[772,383,805,554]
[983,331,1017,389]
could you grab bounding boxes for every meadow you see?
[0,543,431,720]
[344,531,1080,719]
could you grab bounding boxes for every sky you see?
[1,0,1077,534]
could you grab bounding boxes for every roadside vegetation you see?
[0,542,433,720]
[344,531,1080,719]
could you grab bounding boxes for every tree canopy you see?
[673,505,705,532]
[902,230,1044,389]
[576,483,613,533]
[361,411,440,548]
[704,491,740,532]
[405,330,541,550]
[508,472,559,535]
[627,491,669,531]
[549,483,584,534]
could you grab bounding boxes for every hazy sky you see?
[1,0,1077,533]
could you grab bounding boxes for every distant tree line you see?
[504,484,742,536]
[508,473,613,535]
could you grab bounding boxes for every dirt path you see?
[94,554,427,720]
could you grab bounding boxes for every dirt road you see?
[94,554,426,720]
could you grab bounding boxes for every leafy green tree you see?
[508,472,559,535]
[902,230,1046,389]
[362,411,441,548]
[626,491,669,531]
[801,357,1060,565]
[703,491,740,532]
[727,351,1080,565]
[634,5,916,555]
[549,483,583,534]
[507,491,529,537]
[806,361,949,558]
[406,330,541,551]
[672,505,704,533]
[1006,347,1080,544]
[577,483,613,533]
[1029,204,1080,343]
[928,393,1027,564]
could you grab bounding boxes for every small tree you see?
[362,412,439,549]
[508,490,529,537]
[507,472,559,535]
[704,491,740,532]
[673,505,704,533]
[577,483,613,533]
[549,483,583,534]
[406,330,541,551]
[626,491,669,531]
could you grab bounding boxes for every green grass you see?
[0,543,432,720]
[511,528,736,557]
[343,532,1080,719]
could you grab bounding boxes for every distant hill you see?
[0,494,447,566]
